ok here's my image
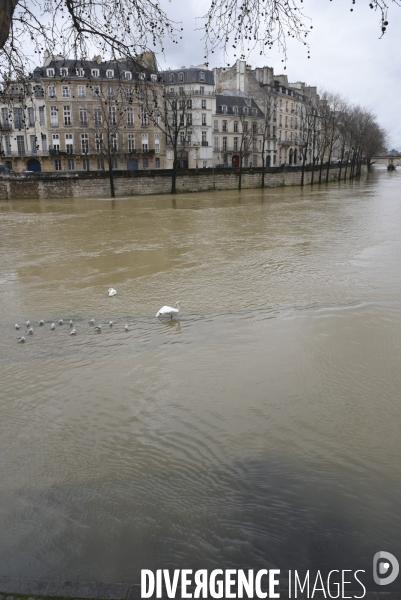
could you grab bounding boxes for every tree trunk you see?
[171,167,177,194]
[300,151,307,186]
[318,156,324,184]
[0,0,19,49]
[325,149,332,183]
[108,154,115,198]
[261,141,266,188]
[238,159,242,190]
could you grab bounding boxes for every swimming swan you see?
[156,301,180,319]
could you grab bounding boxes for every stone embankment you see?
[0,165,364,200]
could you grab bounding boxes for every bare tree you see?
[257,92,276,188]
[139,84,197,194]
[1,0,400,75]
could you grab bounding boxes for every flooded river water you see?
[1,168,400,587]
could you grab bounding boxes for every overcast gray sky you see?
[157,0,401,149]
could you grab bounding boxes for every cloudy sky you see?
[156,0,401,149]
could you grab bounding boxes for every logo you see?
[373,551,399,586]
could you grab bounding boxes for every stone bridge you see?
[371,155,401,167]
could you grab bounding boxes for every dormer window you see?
[232,106,238,114]
[60,68,68,77]
[242,107,248,115]
[138,73,145,81]
[76,68,85,77]
[123,71,132,80]
[169,73,174,83]
[106,69,114,78]
[178,72,184,83]
[47,68,55,77]
[91,69,100,78]
[150,74,157,82]
[199,71,205,82]
[221,105,227,113]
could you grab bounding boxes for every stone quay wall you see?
[0,165,365,201]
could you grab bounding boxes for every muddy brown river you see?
[0,168,400,588]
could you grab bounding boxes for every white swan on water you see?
[156,301,180,319]
[108,288,117,296]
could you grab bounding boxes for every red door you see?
[232,155,240,168]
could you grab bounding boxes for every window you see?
[155,157,160,168]
[222,120,227,132]
[213,136,219,150]
[154,134,160,153]
[47,68,55,77]
[242,107,248,115]
[52,133,60,151]
[93,85,100,97]
[63,105,72,125]
[39,106,45,125]
[112,159,118,169]
[110,133,117,150]
[60,68,68,77]
[201,99,206,109]
[35,86,44,98]
[234,137,238,151]
[125,88,133,101]
[4,135,11,154]
[243,121,248,133]
[91,69,100,78]
[13,108,23,129]
[97,158,104,170]
[179,131,185,145]
[67,159,75,170]
[109,106,116,124]
[1,107,9,127]
[253,139,257,151]
[127,106,134,125]
[48,85,56,98]
[187,99,192,109]
[107,86,114,99]
[93,107,102,126]
[95,133,103,152]
[30,135,37,154]
[65,133,73,154]
[253,122,257,134]
[179,87,184,96]
[187,113,192,126]
[244,155,248,167]
[123,71,132,80]
[62,85,70,98]
[200,86,204,95]
[221,105,227,113]
[213,119,218,132]
[178,72,184,82]
[79,106,88,126]
[223,153,228,164]
[76,68,85,77]
[202,131,207,144]
[179,99,185,110]
[81,133,89,154]
[141,107,148,127]
[202,113,207,126]
[234,121,238,133]
[41,134,47,152]
[141,133,148,151]
[222,136,227,151]
[169,73,174,83]
[54,159,62,171]
[106,69,114,78]
[78,85,86,98]
[83,158,90,171]
[128,133,135,152]
[150,74,157,82]
[199,71,205,81]
[233,106,238,114]
[28,107,35,127]
[138,73,145,81]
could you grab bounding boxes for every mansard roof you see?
[33,57,159,81]
[160,68,214,85]
[215,92,264,117]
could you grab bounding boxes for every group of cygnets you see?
[15,289,181,343]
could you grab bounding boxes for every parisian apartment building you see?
[0,55,329,173]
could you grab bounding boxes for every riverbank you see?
[0,577,396,599]
[0,164,365,200]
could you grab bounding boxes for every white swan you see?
[108,288,117,296]
[70,329,77,335]
[156,301,180,319]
